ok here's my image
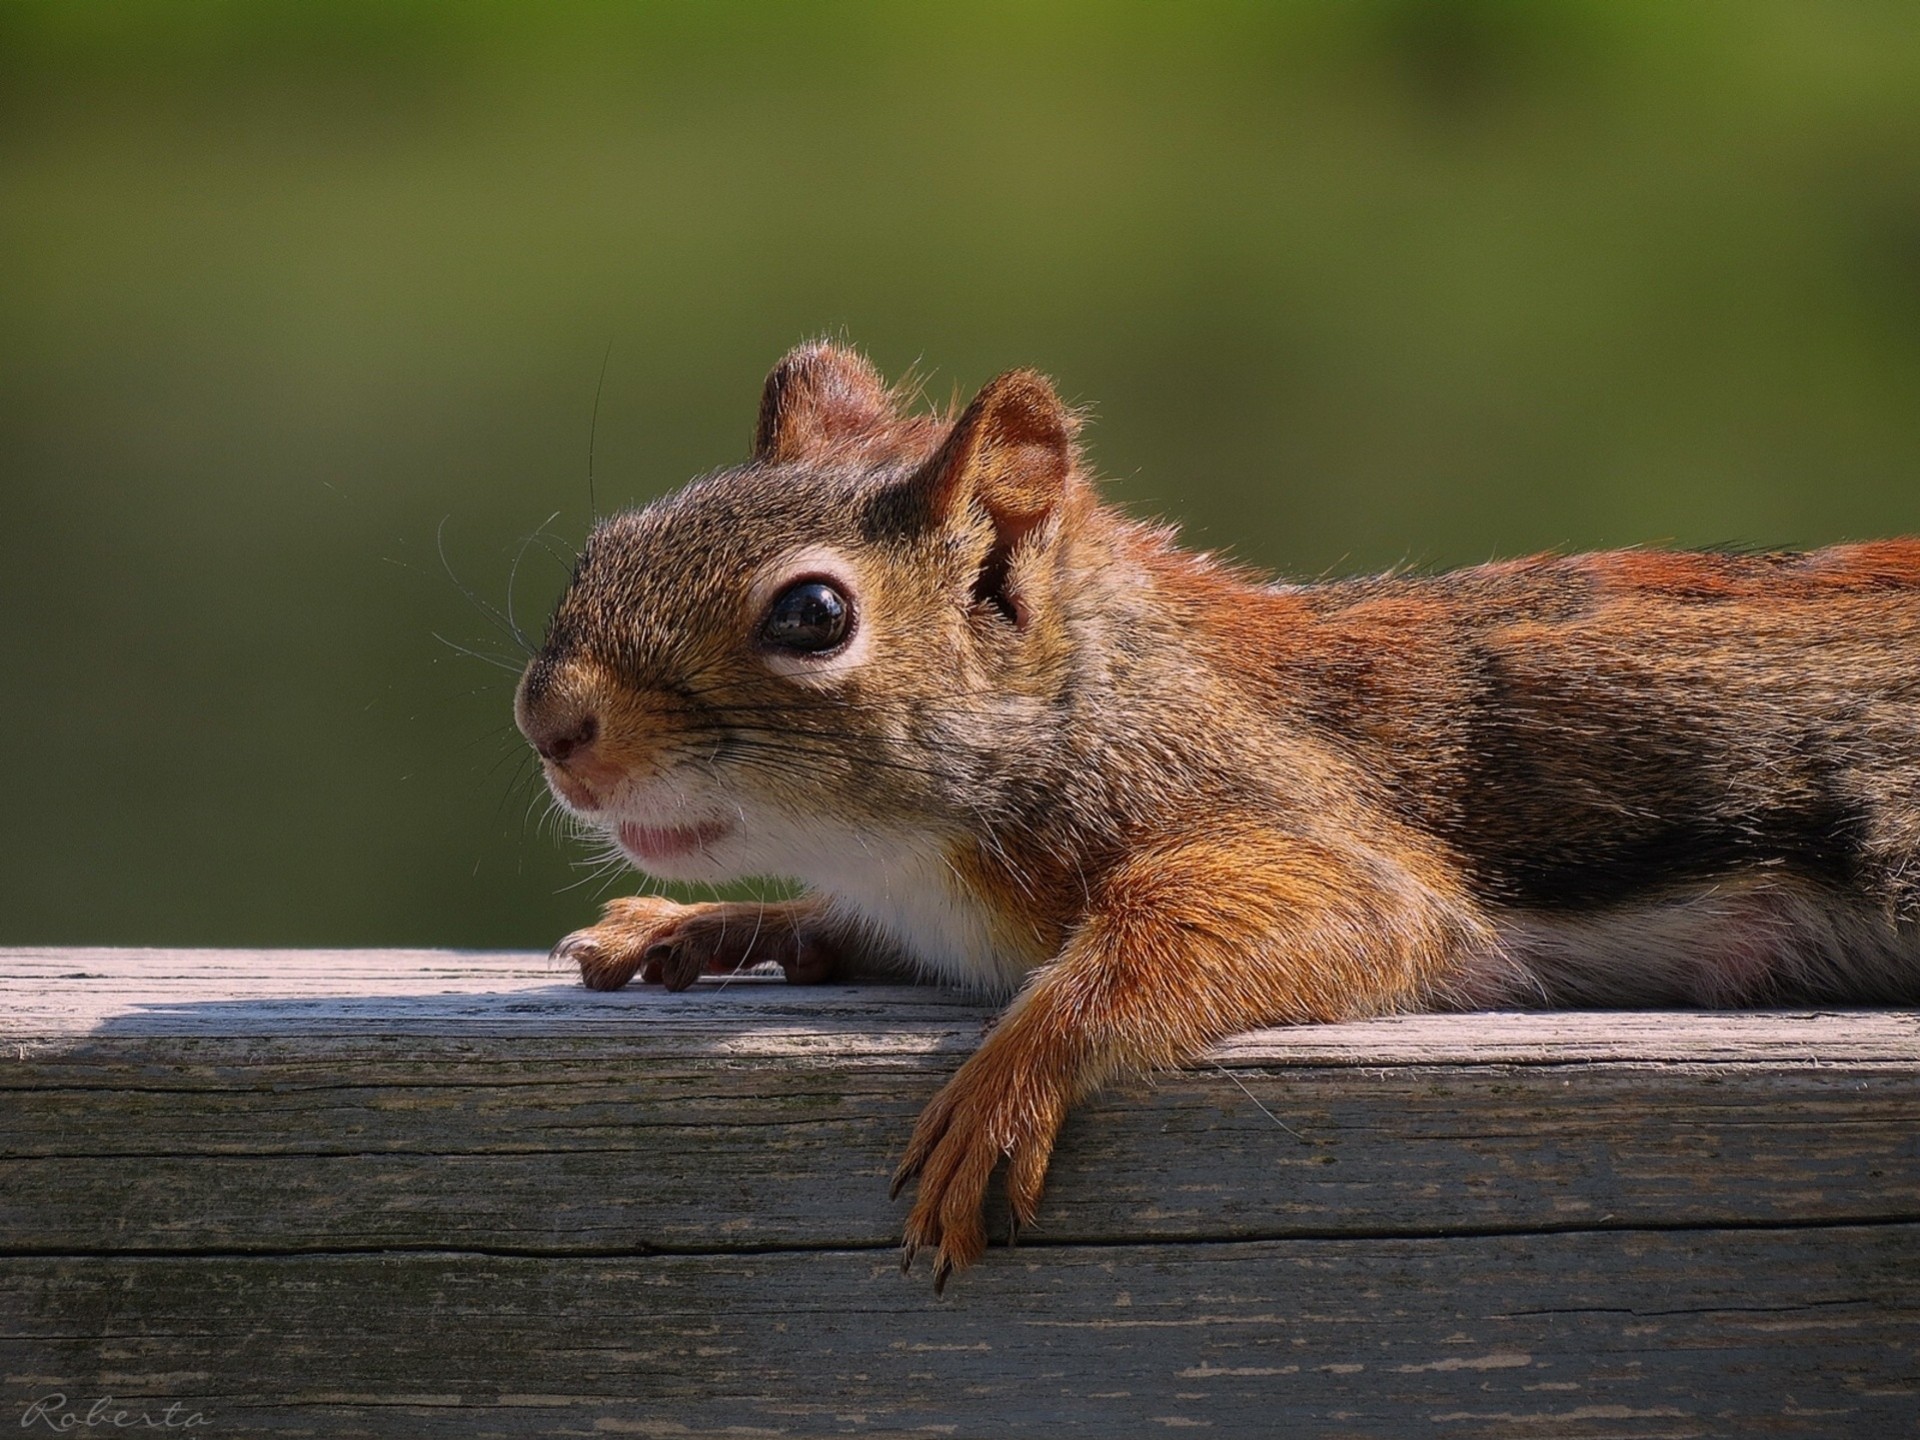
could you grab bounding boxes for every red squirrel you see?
[516,342,1920,1289]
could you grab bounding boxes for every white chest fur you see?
[804,833,1036,998]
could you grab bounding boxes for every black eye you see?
[761,580,852,653]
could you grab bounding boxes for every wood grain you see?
[10,1227,1918,1439]
[3,948,1917,1438]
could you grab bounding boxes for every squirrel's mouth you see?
[617,819,735,865]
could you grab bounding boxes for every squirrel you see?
[516,341,1920,1290]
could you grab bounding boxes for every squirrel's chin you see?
[613,817,739,880]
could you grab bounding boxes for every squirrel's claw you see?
[557,896,822,993]
[552,930,644,991]
[890,1082,958,1198]
[892,1035,1069,1291]
[552,895,690,991]
[892,1096,1021,1290]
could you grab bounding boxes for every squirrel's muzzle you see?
[516,654,684,814]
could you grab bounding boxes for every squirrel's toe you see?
[554,931,642,990]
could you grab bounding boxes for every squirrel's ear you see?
[923,368,1078,542]
[754,343,893,462]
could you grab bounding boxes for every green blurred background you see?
[3,1,1917,947]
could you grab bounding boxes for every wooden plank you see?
[3,947,1917,1438]
[3,1063,1916,1253]
[7,1227,1917,1438]
[6,947,1919,1062]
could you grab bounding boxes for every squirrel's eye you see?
[761,580,851,653]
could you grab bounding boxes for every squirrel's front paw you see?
[550,897,767,992]
[551,896,686,990]
[552,897,837,993]
[890,1050,1067,1292]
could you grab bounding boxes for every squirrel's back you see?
[1171,541,1920,1006]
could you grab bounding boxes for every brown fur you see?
[516,343,1920,1290]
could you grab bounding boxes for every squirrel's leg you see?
[892,822,1481,1290]
[554,895,881,992]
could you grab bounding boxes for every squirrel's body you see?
[517,344,1920,1287]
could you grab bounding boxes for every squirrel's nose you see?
[525,709,599,766]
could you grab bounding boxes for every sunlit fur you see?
[517,341,1920,1290]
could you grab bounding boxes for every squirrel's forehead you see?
[584,468,895,575]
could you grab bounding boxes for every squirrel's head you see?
[515,341,1089,886]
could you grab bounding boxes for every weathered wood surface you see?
[3,948,1917,1438]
